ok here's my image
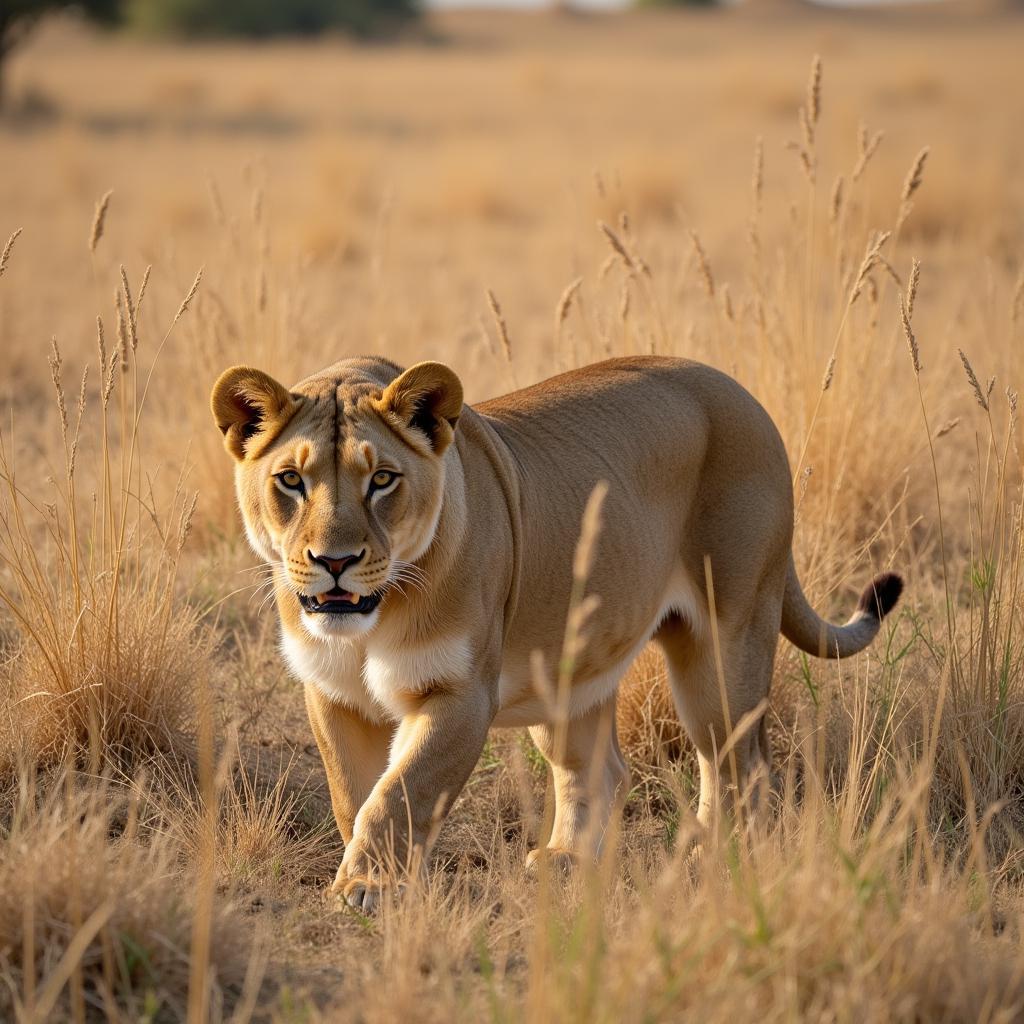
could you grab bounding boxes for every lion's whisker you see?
[385,570,428,595]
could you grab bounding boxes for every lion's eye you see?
[370,470,398,493]
[277,470,304,493]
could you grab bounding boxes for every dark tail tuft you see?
[857,572,904,621]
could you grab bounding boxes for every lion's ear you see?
[210,366,295,460]
[377,361,463,455]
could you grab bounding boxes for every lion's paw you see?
[525,847,579,876]
[336,876,382,915]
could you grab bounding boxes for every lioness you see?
[211,355,901,910]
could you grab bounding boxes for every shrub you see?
[127,0,420,39]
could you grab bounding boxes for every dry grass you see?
[145,745,342,896]
[0,775,256,1021]
[0,280,208,773]
[2,6,1024,1021]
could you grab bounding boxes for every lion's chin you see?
[300,604,381,641]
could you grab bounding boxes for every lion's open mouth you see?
[299,587,382,615]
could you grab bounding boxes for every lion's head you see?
[211,358,463,639]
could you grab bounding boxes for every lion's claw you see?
[341,877,381,914]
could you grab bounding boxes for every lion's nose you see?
[308,549,365,578]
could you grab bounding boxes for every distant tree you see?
[0,0,422,108]
[127,0,421,39]
[0,0,120,107]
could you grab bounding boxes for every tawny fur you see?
[211,355,902,911]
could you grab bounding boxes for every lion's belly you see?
[492,642,643,729]
[493,563,702,728]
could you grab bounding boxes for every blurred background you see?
[3,0,1022,560]
[3,0,1020,469]
[3,0,1023,597]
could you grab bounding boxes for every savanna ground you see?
[2,4,1024,1020]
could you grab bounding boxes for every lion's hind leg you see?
[655,592,778,839]
[526,694,631,872]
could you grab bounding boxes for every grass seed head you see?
[958,348,989,411]
[48,336,68,443]
[0,228,22,279]
[119,265,139,352]
[807,54,822,129]
[173,266,204,325]
[96,314,106,378]
[900,297,921,375]
[721,282,735,323]
[88,190,113,253]
[850,230,891,304]
[751,135,764,211]
[689,230,715,298]
[137,263,153,312]
[486,288,513,362]
[555,276,583,327]
[821,354,836,393]
[906,258,921,320]
[829,175,844,226]
[572,480,609,585]
[852,126,884,182]
[598,220,636,273]
[901,146,930,204]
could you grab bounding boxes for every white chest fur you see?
[362,633,473,717]
[280,632,382,723]
[281,629,474,723]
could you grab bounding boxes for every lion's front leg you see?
[304,684,394,845]
[336,686,493,912]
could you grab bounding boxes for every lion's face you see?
[211,360,462,640]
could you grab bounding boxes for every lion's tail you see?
[780,554,903,659]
